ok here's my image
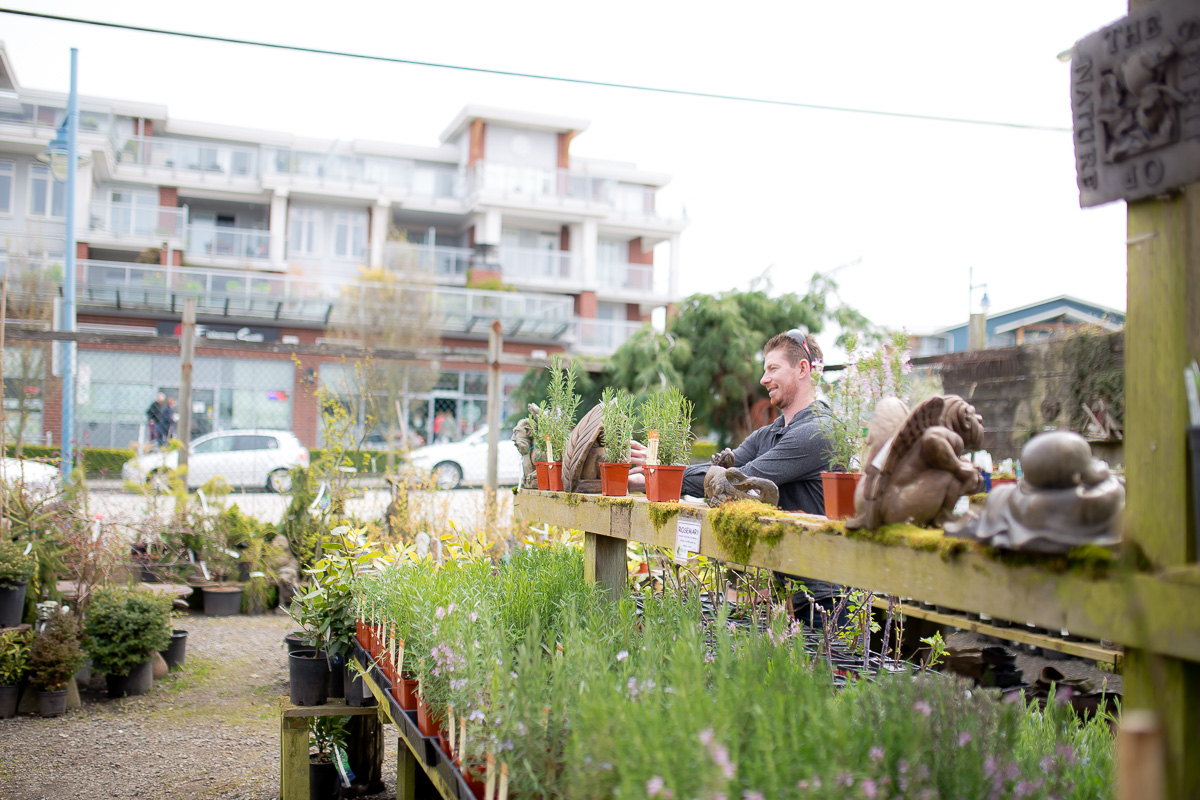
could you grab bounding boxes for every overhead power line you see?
[0,6,1072,134]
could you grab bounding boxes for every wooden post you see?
[396,739,417,800]
[279,715,308,800]
[1119,711,1165,800]
[584,531,627,600]
[177,298,196,471]
[485,319,503,524]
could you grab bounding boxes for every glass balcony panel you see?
[186,225,270,260]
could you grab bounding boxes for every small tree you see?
[29,612,84,691]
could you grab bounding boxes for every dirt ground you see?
[0,612,401,800]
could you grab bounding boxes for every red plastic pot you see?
[398,675,419,711]
[535,462,564,491]
[645,464,685,502]
[417,696,444,738]
[599,462,631,496]
[820,471,862,519]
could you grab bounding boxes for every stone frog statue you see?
[511,404,541,489]
[703,448,780,508]
[945,430,1123,553]
[846,395,985,530]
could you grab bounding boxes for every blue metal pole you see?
[60,48,78,479]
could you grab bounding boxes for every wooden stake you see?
[1119,710,1165,800]
[485,752,495,800]
[498,762,509,800]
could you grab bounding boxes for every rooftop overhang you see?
[439,104,589,144]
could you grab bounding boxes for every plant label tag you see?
[198,560,210,581]
[545,437,554,464]
[673,513,701,564]
[498,762,509,800]
[223,548,241,559]
[397,637,405,675]
[647,431,659,466]
[197,488,209,514]
[486,752,496,800]
[23,542,31,556]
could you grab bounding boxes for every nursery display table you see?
[277,697,381,800]
[55,581,193,601]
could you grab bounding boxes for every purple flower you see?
[835,772,855,788]
[435,606,446,620]
[698,728,714,747]
[869,746,884,762]
[912,700,932,717]
[469,612,478,623]
[861,778,878,799]
[617,650,629,662]
[957,731,972,747]
[646,776,665,797]
[897,760,908,775]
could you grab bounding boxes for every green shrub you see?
[690,441,719,462]
[4,445,135,475]
[0,538,36,587]
[307,449,383,474]
[0,628,33,685]
[29,613,84,691]
[83,588,172,677]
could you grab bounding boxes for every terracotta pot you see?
[645,464,685,502]
[398,674,419,711]
[599,462,631,496]
[535,462,564,491]
[462,766,486,800]
[820,471,862,519]
[991,477,1018,487]
[417,696,443,737]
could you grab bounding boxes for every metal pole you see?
[177,298,196,472]
[485,319,502,523]
[60,47,78,479]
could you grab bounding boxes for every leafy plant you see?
[0,538,36,587]
[291,527,386,660]
[29,612,84,691]
[83,588,172,677]
[821,330,912,472]
[534,356,581,463]
[0,628,34,685]
[639,386,695,466]
[310,715,350,763]
[600,387,637,464]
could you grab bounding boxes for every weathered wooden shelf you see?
[514,490,1200,663]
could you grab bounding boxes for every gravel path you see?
[0,612,402,800]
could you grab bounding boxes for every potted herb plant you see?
[599,387,636,497]
[0,538,36,627]
[820,331,912,519]
[29,612,84,717]
[83,587,173,698]
[0,628,33,718]
[533,356,580,491]
[309,715,349,800]
[640,386,695,502]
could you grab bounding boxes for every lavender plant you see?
[822,330,913,472]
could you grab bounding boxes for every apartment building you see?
[0,45,686,450]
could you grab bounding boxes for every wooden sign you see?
[1072,0,1200,207]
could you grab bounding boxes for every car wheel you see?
[267,468,293,494]
[147,468,170,494]
[432,461,463,491]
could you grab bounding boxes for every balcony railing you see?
[386,243,472,282]
[0,102,113,137]
[88,201,185,241]
[470,161,684,223]
[499,246,579,285]
[572,318,647,353]
[436,286,574,338]
[115,136,259,183]
[597,261,655,294]
[266,148,463,199]
[186,225,271,261]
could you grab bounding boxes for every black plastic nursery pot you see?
[202,585,243,617]
[38,689,68,717]
[289,649,330,706]
[327,655,346,699]
[284,632,309,654]
[106,659,154,698]
[0,581,27,628]
[161,630,188,670]
[343,663,374,708]
[309,760,339,800]
[0,684,19,719]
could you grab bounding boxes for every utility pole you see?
[177,299,196,472]
[485,319,503,524]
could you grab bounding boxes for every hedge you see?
[308,449,388,475]
[5,444,134,475]
[690,441,720,462]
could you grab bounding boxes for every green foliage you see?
[4,445,135,475]
[639,386,694,466]
[29,613,84,691]
[291,527,384,660]
[306,449,384,474]
[310,715,350,761]
[0,538,36,587]
[821,330,912,472]
[690,441,719,461]
[278,466,328,568]
[83,588,172,677]
[0,628,34,685]
[1063,329,1124,433]
[600,387,636,463]
[534,356,582,462]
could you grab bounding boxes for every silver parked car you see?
[121,430,310,492]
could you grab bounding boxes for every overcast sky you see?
[4,0,1131,335]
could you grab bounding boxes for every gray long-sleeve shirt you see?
[680,401,834,514]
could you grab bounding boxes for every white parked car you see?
[121,430,310,493]
[406,426,522,490]
[0,457,63,498]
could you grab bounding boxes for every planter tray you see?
[352,640,392,693]
[435,753,460,797]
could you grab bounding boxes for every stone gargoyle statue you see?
[846,395,985,530]
[944,430,1123,553]
[562,403,606,493]
[511,404,541,489]
[703,448,780,508]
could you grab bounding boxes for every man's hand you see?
[630,439,649,468]
[627,471,646,491]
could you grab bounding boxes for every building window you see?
[333,211,367,260]
[0,161,12,215]
[288,207,321,257]
[29,164,65,218]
